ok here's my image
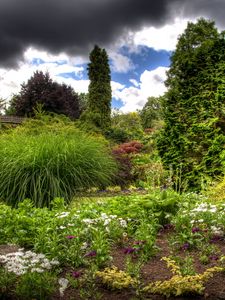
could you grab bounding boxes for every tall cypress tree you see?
[85,45,112,130]
[157,18,225,190]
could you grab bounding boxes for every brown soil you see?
[53,229,225,300]
[2,231,225,300]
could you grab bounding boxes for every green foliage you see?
[171,255,196,276]
[78,92,89,113]
[132,153,168,189]
[157,18,225,190]
[0,190,224,298]
[0,267,17,297]
[15,272,57,300]
[111,111,144,141]
[0,117,117,207]
[104,126,131,143]
[139,96,163,129]
[83,45,112,130]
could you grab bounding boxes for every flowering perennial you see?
[0,249,59,276]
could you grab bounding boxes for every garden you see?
[2,18,225,299]
[0,115,225,300]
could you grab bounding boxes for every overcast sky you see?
[0,0,225,112]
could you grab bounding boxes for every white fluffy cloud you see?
[0,48,89,102]
[0,47,167,113]
[133,18,190,51]
[114,66,168,112]
[110,52,134,73]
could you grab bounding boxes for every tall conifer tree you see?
[86,45,112,130]
[157,18,225,190]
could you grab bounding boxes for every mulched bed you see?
[52,229,225,300]
[2,229,225,300]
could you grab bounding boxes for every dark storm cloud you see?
[0,0,172,67]
[171,0,225,28]
[0,0,225,68]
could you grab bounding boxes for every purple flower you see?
[192,227,201,233]
[72,271,82,278]
[181,242,190,251]
[123,247,136,254]
[209,255,219,261]
[66,235,77,239]
[84,250,97,257]
[133,240,146,246]
[210,235,223,243]
[163,224,174,230]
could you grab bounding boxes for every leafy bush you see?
[112,141,143,188]
[132,153,169,189]
[104,127,131,143]
[111,111,144,141]
[0,124,117,207]
[114,141,143,154]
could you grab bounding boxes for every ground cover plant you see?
[1,190,225,299]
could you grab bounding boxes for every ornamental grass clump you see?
[0,128,117,207]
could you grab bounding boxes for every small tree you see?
[140,96,162,129]
[8,71,81,120]
[84,45,112,130]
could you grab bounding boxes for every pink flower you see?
[66,235,76,239]
[72,271,82,278]
[84,250,96,257]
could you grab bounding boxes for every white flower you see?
[59,226,66,229]
[0,250,59,275]
[40,262,51,269]
[58,278,69,296]
[50,259,60,265]
[36,254,46,259]
[58,277,69,286]
[31,267,44,273]
[82,218,95,224]
[56,212,70,218]
[81,242,88,250]
[211,226,224,236]
[104,219,110,226]
[119,219,127,228]
[100,212,108,219]
[110,215,117,219]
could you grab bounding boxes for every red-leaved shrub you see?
[112,141,143,188]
